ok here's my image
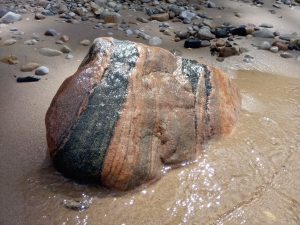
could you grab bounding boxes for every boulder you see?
[45,38,241,190]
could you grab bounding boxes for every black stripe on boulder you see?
[181,58,204,94]
[53,40,139,182]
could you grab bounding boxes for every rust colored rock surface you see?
[45,37,241,190]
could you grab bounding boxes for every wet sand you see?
[0,1,300,224]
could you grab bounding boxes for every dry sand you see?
[0,0,299,224]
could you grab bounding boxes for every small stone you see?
[259,41,271,50]
[259,23,273,28]
[136,17,149,23]
[39,48,63,57]
[215,28,230,38]
[16,76,40,83]
[151,13,169,22]
[175,31,188,40]
[231,27,247,36]
[207,1,216,8]
[149,37,162,46]
[24,39,38,45]
[35,66,49,75]
[63,199,90,211]
[216,38,225,47]
[279,33,296,41]
[0,12,22,24]
[60,35,69,42]
[234,12,241,18]
[1,55,18,64]
[66,54,74,60]
[197,27,215,40]
[3,38,17,46]
[270,46,279,53]
[125,29,134,36]
[280,52,293,58]
[200,40,211,47]
[20,62,40,72]
[219,47,239,57]
[184,39,201,48]
[179,10,196,22]
[55,40,64,45]
[35,13,46,20]
[80,39,90,46]
[61,45,72,54]
[253,29,274,38]
[45,29,59,37]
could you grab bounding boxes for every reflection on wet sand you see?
[25,70,300,225]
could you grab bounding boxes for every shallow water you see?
[17,70,300,224]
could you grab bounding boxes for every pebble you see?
[259,23,273,28]
[20,62,40,72]
[39,48,63,57]
[35,13,46,20]
[231,27,248,36]
[24,39,38,45]
[44,29,59,37]
[0,12,22,24]
[63,199,90,211]
[3,38,17,46]
[0,55,18,64]
[61,45,72,53]
[66,54,74,60]
[149,37,162,46]
[216,38,226,47]
[270,46,279,53]
[197,27,215,40]
[207,1,216,8]
[184,39,201,48]
[179,10,196,22]
[280,52,293,58]
[279,33,297,41]
[136,17,149,23]
[253,29,274,38]
[60,35,69,42]
[259,41,271,50]
[16,76,40,83]
[80,39,91,46]
[201,40,211,47]
[35,66,49,75]
[151,13,169,22]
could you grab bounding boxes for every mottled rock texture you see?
[46,37,241,190]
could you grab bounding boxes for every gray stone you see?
[35,13,46,20]
[61,45,72,54]
[207,1,216,8]
[253,29,274,38]
[259,41,271,50]
[259,23,274,28]
[24,39,38,45]
[3,38,17,46]
[35,66,49,75]
[0,12,22,24]
[280,52,293,58]
[180,10,196,22]
[270,46,279,53]
[279,33,297,41]
[149,37,162,46]
[45,29,59,37]
[200,40,211,47]
[39,48,63,57]
[66,54,74,60]
[197,27,215,40]
[0,8,9,18]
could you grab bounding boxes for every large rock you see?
[46,38,241,190]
